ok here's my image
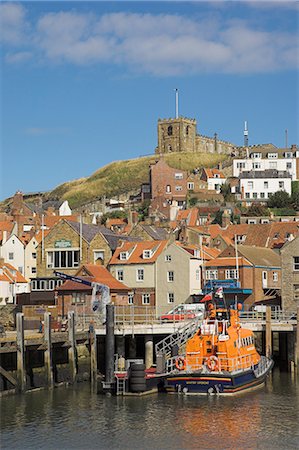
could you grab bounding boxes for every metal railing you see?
[74,306,297,331]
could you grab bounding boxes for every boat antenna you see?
[234,234,239,310]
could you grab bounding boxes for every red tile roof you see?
[44,215,79,228]
[203,168,226,179]
[0,262,28,283]
[110,240,168,265]
[58,264,129,291]
[205,257,252,268]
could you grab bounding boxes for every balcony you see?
[204,280,252,295]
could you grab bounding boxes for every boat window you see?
[234,341,236,348]
[206,341,212,346]
[207,348,212,353]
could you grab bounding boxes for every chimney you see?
[2,230,7,244]
[130,211,139,226]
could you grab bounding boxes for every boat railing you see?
[168,353,257,374]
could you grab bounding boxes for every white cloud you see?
[1,8,298,75]
[5,51,32,64]
[0,3,28,44]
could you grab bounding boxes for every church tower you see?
[156,117,197,154]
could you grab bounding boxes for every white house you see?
[24,233,40,279]
[0,234,25,275]
[239,170,292,202]
[0,262,30,304]
[233,145,299,181]
[59,200,72,216]
[201,168,226,193]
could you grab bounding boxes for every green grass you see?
[43,152,229,209]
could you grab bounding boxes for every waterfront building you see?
[280,235,299,309]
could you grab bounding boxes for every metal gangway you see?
[155,316,202,359]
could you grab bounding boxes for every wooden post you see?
[68,311,77,383]
[44,312,54,388]
[16,313,26,392]
[105,304,115,386]
[90,328,97,386]
[266,306,272,358]
[145,335,154,369]
[295,306,299,368]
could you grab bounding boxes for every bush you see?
[246,203,270,217]
[268,190,292,208]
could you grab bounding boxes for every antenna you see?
[244,120,248,147]
[175,88,179,119]
[285,129,288,149]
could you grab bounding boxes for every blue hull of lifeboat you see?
[164,362,273,395]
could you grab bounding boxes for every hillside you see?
[43,152,229,209]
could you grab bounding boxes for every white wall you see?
[24,236,38,279]
[0,235,25,275]
[207,177,226,192]
[0,280,11,305]
[240,177,292,200]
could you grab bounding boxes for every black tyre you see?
[130,375,145,382]
[131,363,145,371]
[130,383,146,392]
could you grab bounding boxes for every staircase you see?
[155,317,202,359]
[115,373,127,395]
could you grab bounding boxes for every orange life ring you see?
[206,356,220,372]
[175,357,186,371]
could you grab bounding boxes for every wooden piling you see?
[90,329,97,386]
[145,335,153,369]
[44,312,54,388]
[105,304,115,386]
[16,313,26,393]
[266,306,272,358]
[68,311,77,384]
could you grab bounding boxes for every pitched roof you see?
[237,245,281,267]
[176,208,198,226]
[205,256,252,268]
[44,215,79,228]
[58,264,129,292]
[109,240,168,265]
[140,225,170,240]
[0,262,28,283]
[203,168,226,179]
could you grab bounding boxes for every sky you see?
[0,1,298,200]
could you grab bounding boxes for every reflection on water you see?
[1,369,298,449]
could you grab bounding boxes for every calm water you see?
[1,369,298,450]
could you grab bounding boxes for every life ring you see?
[206,356,220,372]
[175,357,186,371]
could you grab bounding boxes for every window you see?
[196,269,200,281]
[225,269,239,279]
[245,193,250,199]
[186,126,189,135]
[120,252,128,260]
[269,162,277,169]
[293,257,299,271]
[285,152,293,158]
[142,293,150,305]
[94,250,104,263]
[261,219,269,224]
[8,252,14,260]
[117,270,124,281]
[264,181,268,189]
[252,153,261,159]
[167,271,174,282]
[48,280,55,290]
[253,193,257,199]
[165,255,172,262]
[248,219,256,224]
[286,162,292,169]
[252,162,261,169]
[168,293,174,303]
[137,268,144,281]
[279,181,284,189]
[40,280,45,290]
[294,284,299,301]
[143,250,152,259]
[267,153,278,159]
[167,125,173,136]
[260,192,265,198]
[47,250,79,269]
[237,162,246,169]
[175,173,183,179]
[166,185,171,193]
[175,186,182,191]
[128,292,134,305]
[31,267,37,274]
[18,267,23,274]
[32,252,37,259]
[31,280,38,290]
[72,293,86,305]
[273,272,278,282]
[187,182,194,190]
[205,270,218,280]
[248,181,253,190]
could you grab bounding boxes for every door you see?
[262,271,267,288]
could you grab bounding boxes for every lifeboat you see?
[164,303,274,395]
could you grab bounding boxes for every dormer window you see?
[285,152,293,158]
[251,153,261,159]
[214,174,220,178]
[120,252,128,260]
[267,153,278,159]
[175,173,183,179]
[143,250,152,259]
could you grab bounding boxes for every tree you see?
[247,203,270,217]
[268,191,292,209]
[220,183,232,201]
[100,210,127,225]
[291,191,299,210]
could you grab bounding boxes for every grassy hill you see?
[44,152,229,209]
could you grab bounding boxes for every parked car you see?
[160,304,205,322]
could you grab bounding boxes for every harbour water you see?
[1,368,298,450]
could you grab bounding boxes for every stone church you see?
[155,116,238,155]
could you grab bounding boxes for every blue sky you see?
[1,1,298,200]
